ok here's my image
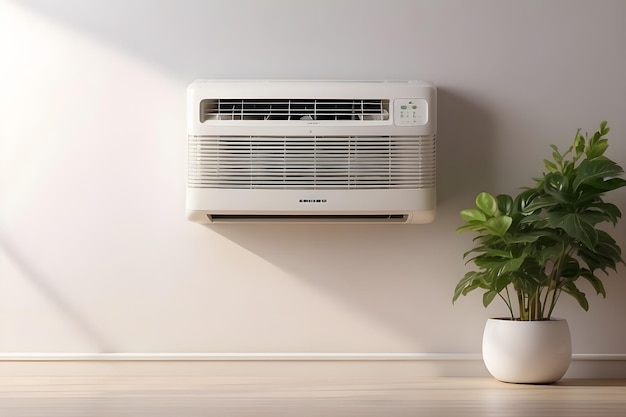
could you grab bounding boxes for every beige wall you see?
[1,0,625,376]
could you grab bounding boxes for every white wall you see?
[1,0,625,376]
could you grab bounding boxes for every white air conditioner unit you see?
[186,80,436,224]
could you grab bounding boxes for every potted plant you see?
[453,121,626,383]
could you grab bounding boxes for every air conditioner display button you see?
[393,98,428,126]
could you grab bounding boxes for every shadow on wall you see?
[203,88,497,347]
[14,0,212,80]
[0,235,114,352]
[436,87,497,206]
[15,0,420,81]
[210,222,448,348]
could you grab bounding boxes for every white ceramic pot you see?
[482,318,572,384]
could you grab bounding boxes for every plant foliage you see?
[454,122,626,320]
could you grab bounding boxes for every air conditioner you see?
[186,80,436,224]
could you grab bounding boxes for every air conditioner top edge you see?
[186,80,436,98]
[188,79,434,86]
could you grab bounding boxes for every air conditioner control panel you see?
[393,98,428,126]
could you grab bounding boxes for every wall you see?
[1,0,625,377]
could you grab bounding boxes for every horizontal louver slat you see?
[188,136,436,190]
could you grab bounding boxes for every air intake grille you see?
[200,99,390,121]
[188,136,436,190]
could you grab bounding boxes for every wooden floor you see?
[0,376,624,417]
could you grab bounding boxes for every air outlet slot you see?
[200,99,390,122]
[208,214,408,223]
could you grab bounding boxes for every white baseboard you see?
[0,353,623,378]
[0,352,623,361]
[0,352,482,361]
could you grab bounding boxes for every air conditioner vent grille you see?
[188,136,436,190]
[200,99,390,122]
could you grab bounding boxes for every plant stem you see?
[547,289,561,319]
[529,289,541,321]
[546,245,572,319]
[518,291,527,321]
[496,286,515,320]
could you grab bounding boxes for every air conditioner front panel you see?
[186,80,437,224]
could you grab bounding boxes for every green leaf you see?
[573,159,625,191]
[460,209,487,223]
[550,144,567,164]
[578,246,620,273]
[504,231,546,244]
[543,173,572,203]
[587,202,622,225]
[599,120,609,136]
[456,223,486,234]
[463,241,511,260]
[453,271,480,303]
[577,210,617,226]
[474,248,512,258]
[500,255,527,274]
[590,130,601,147]
[476,192,498,216]
[587,139,609,160]
[494,273,512,292]
[496,194,514,216]
[484,216,512,237]
[520,195,558,214]
[596,230,623,263]
[483,290,498,308]
[535,244,564,265]
[583,177,626,193]
[548,212,598,248]
[579,269,606,298]
[562,282,589,311]
[544,159,558,173]
[560,258,581,280]
[574,132,585,155]
[577,230,624,272]
[515,189,540,213]
[473,257,509,270]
